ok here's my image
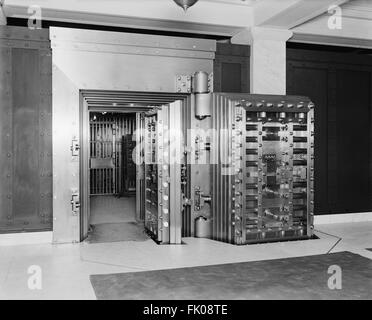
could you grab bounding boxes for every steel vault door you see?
[211,93,315,245]
[143,102,183,244]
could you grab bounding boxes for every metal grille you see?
[122,135,137,195]
[89,113,136,195]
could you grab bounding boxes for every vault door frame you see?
[81,107,148,240]
[79,91,189,242]
[80,96,90,241]
[79,99,151,241]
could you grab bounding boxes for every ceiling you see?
[291,0,372,48]
[1,0,372,47]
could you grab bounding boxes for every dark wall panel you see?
[288,66,328,213]
[214,43,250,93]
[0,26,52,233]
[335,70,371,213]
[12,49,41,225]
[287,46,372,215]
[221,62,242,92]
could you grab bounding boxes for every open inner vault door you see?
[141,102,184,244]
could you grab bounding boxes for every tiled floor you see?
[0,222,371,300]
[89,196,136,225]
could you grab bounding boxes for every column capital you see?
[232,27,293,45]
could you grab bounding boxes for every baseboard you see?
[315,212,372,225]
[0,231,53,246]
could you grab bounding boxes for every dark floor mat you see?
[86,222,149,243]
[90,251,372,300]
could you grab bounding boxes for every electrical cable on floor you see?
[314,228,343,254]
[79,251,151,271]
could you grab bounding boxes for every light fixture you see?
[173,0,199,12]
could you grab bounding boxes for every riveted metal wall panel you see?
[0,45,13,230]
[0,26,52,233]
[38,49,53,228]
[12,48,41,229]
[0,26,49,42]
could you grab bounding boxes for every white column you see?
[232,27,293,95]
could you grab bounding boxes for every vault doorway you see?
[79,90,190,244]
[89,111,137,222]
[86,111,148,243]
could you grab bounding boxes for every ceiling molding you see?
[4,4,243,37]
[2,0,255,29]
[342,0,372,12]
[260,0,350,30]
[203,0,259,6]
[342,7,372,21]
[232,27,293,45]
[290,31,372,49]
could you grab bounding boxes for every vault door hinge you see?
[71,192,80,215]
[175,75,192,93]
[71,139,80,157]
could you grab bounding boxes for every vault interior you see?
[80,90,189,243]
[88,111,137,226]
